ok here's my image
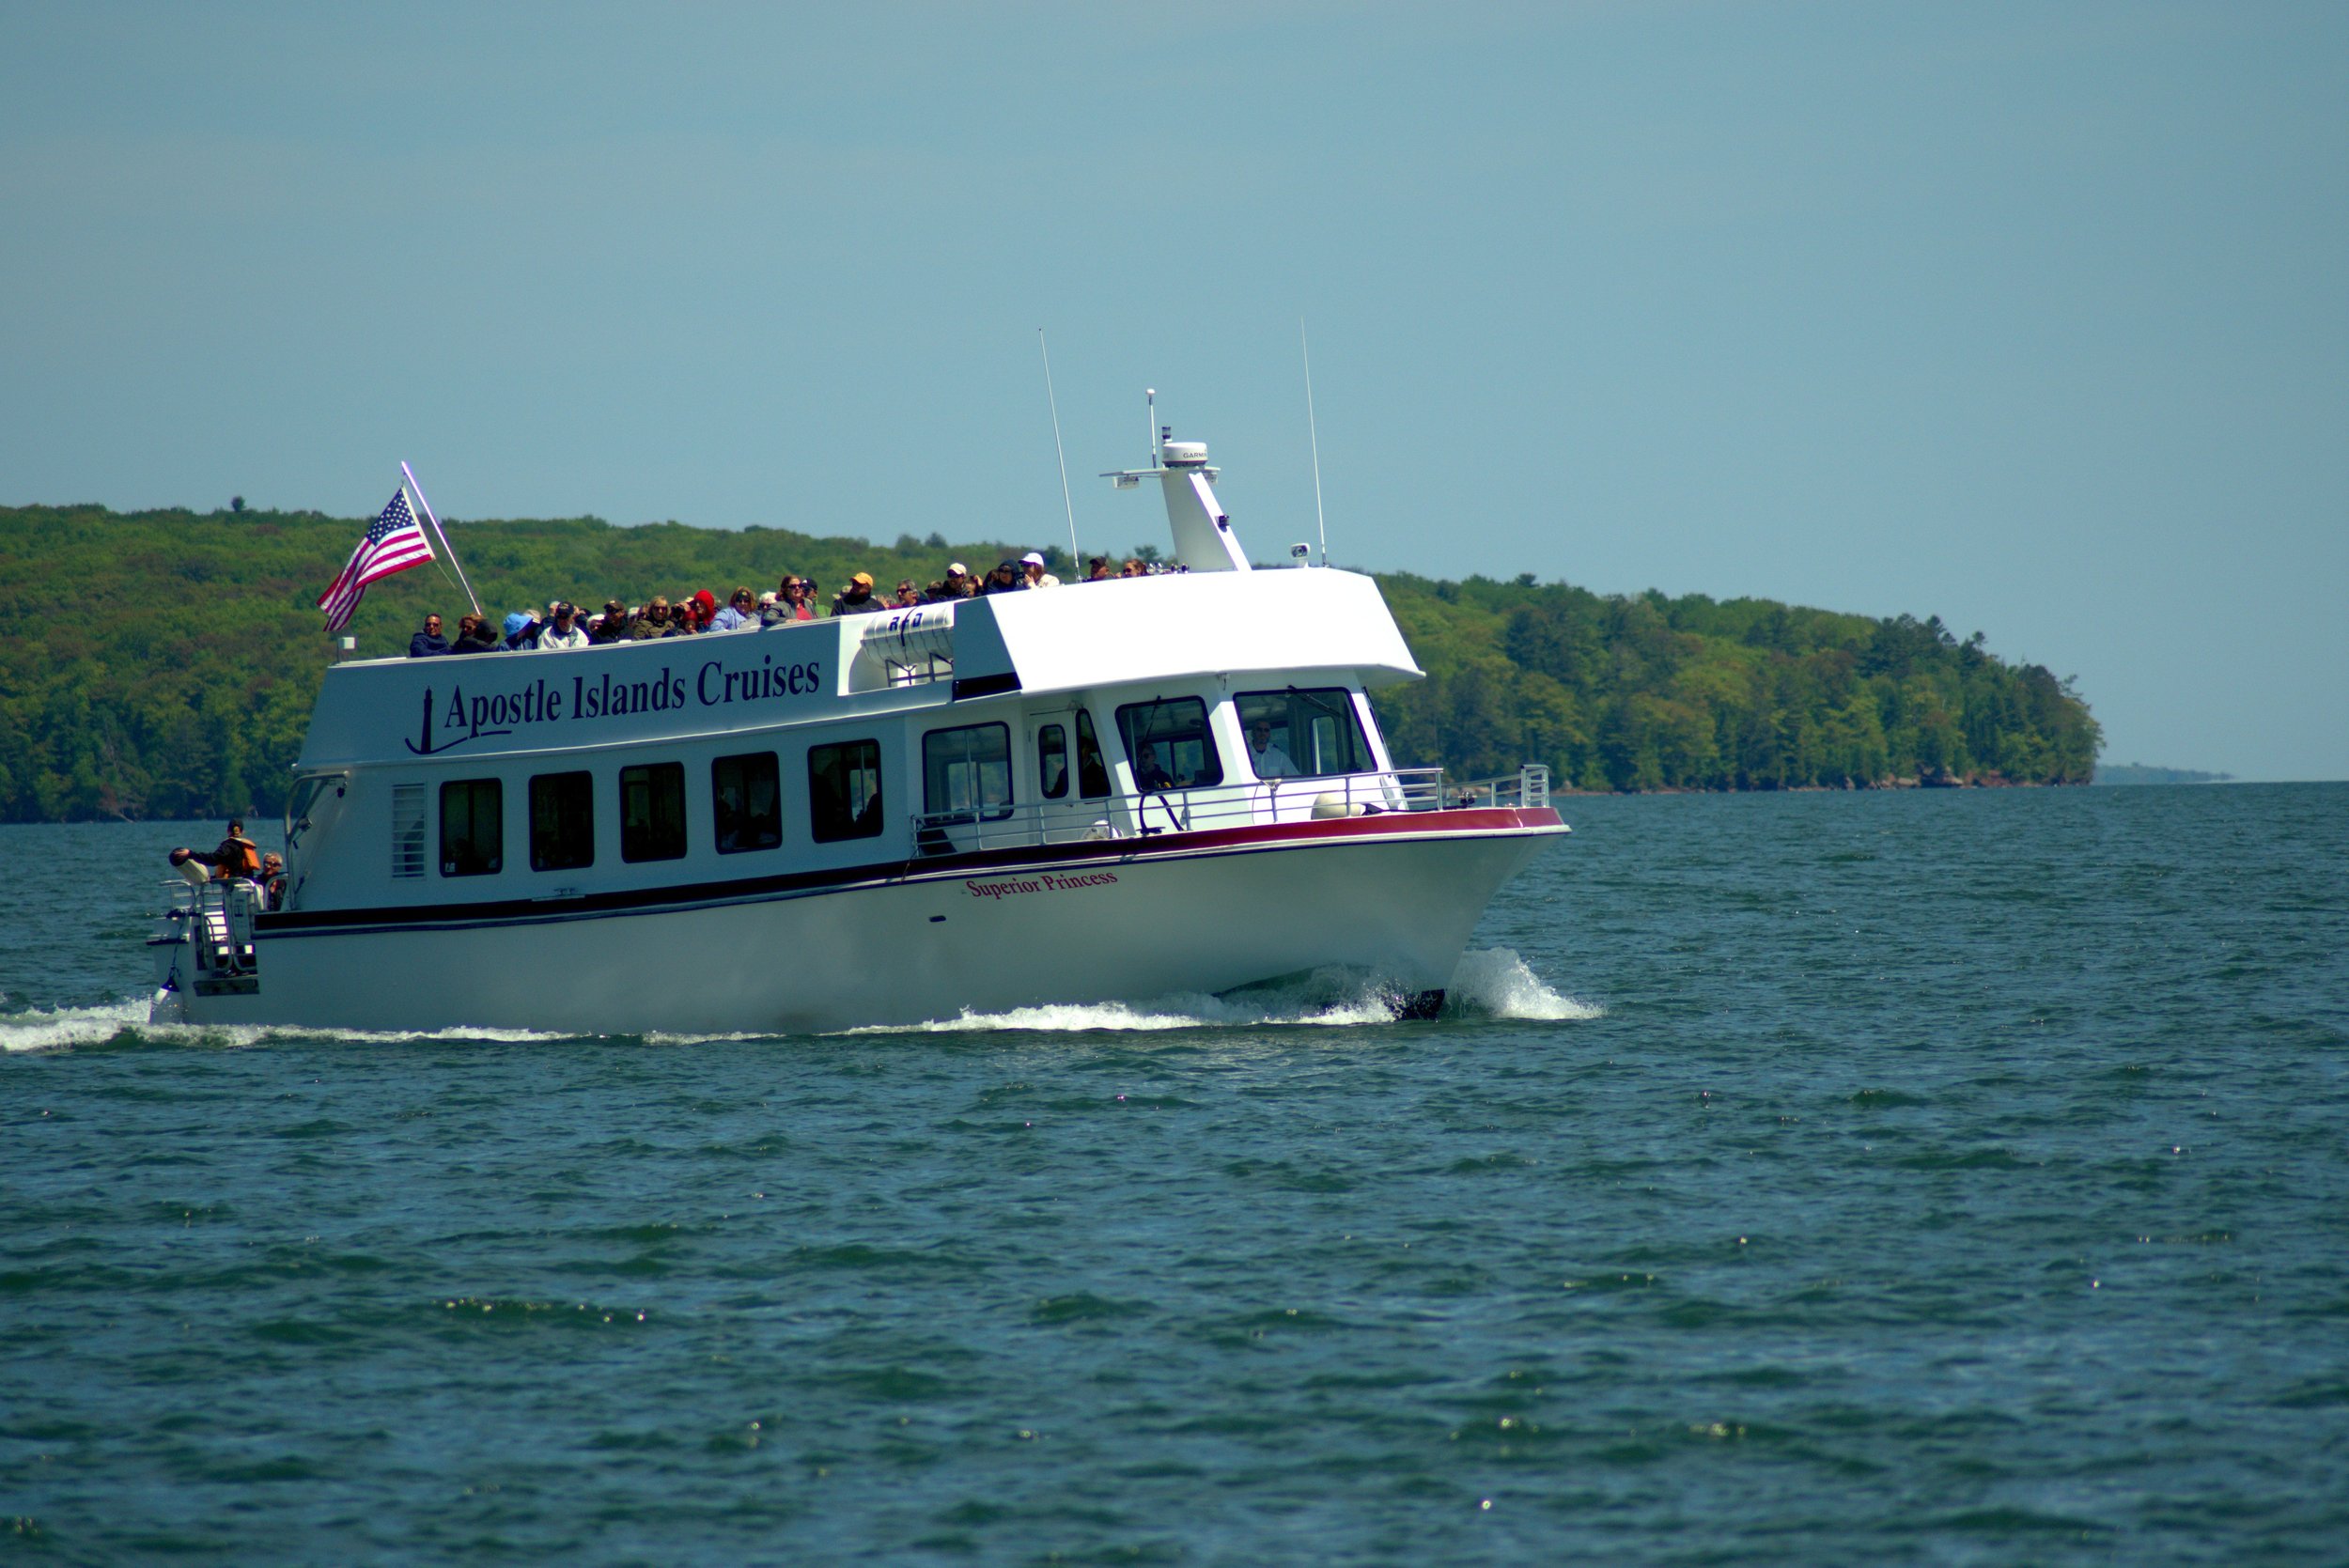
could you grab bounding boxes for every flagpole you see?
[399,461,482,622]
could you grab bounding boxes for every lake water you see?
[4,784,2345,1564]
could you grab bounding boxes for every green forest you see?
[0,502,2099,822]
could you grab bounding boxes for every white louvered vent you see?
[391,784,426,879]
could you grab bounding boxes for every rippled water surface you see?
[5,785,2346,1564]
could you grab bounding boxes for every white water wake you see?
[863,948,1601,1035]
[1448,948,1606,1021]
[1,949,1599,1051]
[0,997,152,1053]
[0,995,579,1054]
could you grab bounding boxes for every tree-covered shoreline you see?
[0,502,2098,822]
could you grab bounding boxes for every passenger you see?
[925,564,974,602]
[170,819,262,881]
[692,589,719,629]
[1246,722,1299,778]
[448,614,502,655]
[1135,753,1175,792]
[591,599,633,644]
[979,561,1022,596]
[662,599,699,636]
[894,579,922,608]
[832,572,886,616]
[711,586,758,632]
[501,610,538,650]
[1020,551,1062,589]
[1086,556,1112,582]
[408,613,450,658]
[773,576,817,621]
[631,598,672,638]
[257,852,287,910]
[1120,559,1146,578]
[537,602,591,650]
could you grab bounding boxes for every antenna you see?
[1300,320,1329,567]
[1145,387,1159,466]
[1038,330,1079,568]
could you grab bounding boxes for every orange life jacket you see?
[215,836,261,878]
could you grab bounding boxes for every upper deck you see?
[298,565,1422,770]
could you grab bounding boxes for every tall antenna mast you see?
[1145,387,1159,466]
[1300,320,1329,567]
[1038,330,1079,567]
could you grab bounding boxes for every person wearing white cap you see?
[1020,551,1062,589]
[924,563,974,603]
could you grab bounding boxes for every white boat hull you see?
[151,815,1561,1034]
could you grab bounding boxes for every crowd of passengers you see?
[407,552,1176,656]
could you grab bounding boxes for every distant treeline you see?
[2094,763,2232,785]
[0,503,2099,822]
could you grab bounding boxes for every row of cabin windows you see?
[412,689,1369,878]
[428,741,882,878]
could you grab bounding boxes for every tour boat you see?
[148,434,1567,1033]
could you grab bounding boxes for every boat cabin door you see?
[1027,706,1118,845]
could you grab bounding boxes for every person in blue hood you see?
[500,611,539,651]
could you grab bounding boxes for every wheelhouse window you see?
[809,739,883,842]
[1075,710,1111,800]
[924,723,1014,821]
[440,779,503,877]
[1235,688,1376,779]
[1115,697,1222,792]
[619,762,686,862]
[529,771,595,872]
[712,752,783,854]
[1037,724,1069,800]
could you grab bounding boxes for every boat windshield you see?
[1235,687,1375,777]
[1115,698,1223,791]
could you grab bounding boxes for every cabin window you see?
[529,771,596,872]
[1115,697,1223,791]
[924,723,1014,821]
[620,762,687,862]
[1037,724,1069,800]
[712,752,783,854]
[1075,710,1111,799]
[808,739,883,842]
[391,783,426,879]
[1235,688,1376,779]
[440,779,503,877]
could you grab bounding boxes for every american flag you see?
[317,489,435,632]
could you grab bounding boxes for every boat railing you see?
[910,764,1550,855]
[156,877,265,980]
[1443,763,1551,810]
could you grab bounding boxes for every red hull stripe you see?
[254,807,1565,936]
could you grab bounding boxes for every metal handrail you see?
[158,877,266,973]
[906,764,1553,855]
[1442,764,1550,809]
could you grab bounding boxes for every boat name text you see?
[405,657,825,754]
[964,871,1121,901]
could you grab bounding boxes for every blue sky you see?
[4,2,2343,779]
